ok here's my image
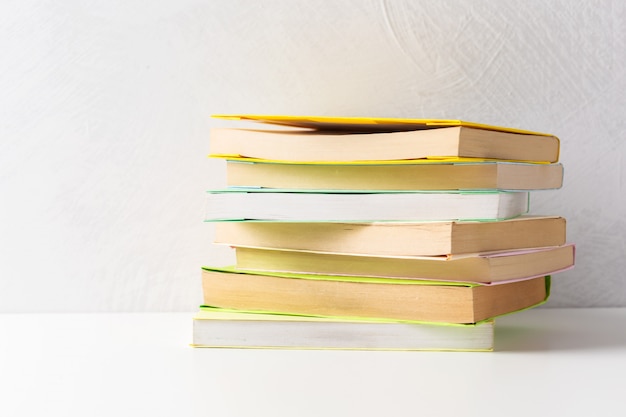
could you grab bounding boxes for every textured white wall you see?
[1,0,624,312]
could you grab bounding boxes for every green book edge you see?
[202,265,479,286]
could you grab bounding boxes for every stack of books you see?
[193,115,575,351]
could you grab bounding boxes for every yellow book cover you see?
[210,114,560,163]
[212,114,553,136]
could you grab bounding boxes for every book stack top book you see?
[209,114,560,163]
[195,114,574,351]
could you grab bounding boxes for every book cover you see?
[212,114,554,136]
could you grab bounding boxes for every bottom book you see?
[192,308,495,352]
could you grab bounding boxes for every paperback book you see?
[225,159,564,191]
[210,115,560,163]
[214,215,567,257]
[201,266,551,324]
[233,244,575,284]
[204,189,530,222]
[193,307,495,351]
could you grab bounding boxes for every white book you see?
[203,189,529,222]
[192,308,494,351]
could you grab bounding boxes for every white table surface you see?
[1,308,625,417]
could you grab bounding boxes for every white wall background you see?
[1,0,624,312]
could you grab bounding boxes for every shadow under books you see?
[495,309,626,352]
